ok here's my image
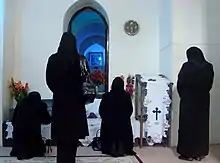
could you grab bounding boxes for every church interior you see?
[1,0,220,162]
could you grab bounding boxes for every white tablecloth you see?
[6,99,141,146]
[41,119,102,146]
[41,124,51,139]
[6,118,141,147]
[5,122,52,140]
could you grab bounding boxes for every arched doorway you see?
[64,2,109,97]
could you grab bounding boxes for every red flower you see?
[90,69,105,86]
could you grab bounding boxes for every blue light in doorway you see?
[89,52,103,67]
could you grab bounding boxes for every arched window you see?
[68,7,109,97]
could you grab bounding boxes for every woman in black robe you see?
[46,32,88,163]
[10,91,51,160]
[99,77,135,157]
[177,47,214,161]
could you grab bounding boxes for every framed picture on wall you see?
[88,52,104,67]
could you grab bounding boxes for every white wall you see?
[4,0,220,147]
[2,0,20,122]
[171,0,220,146]
[0,0,4,146]
[13,0,160,99]
[205,0,220,144]
[159,0,172,79]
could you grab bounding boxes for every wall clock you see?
[124,20,139,36]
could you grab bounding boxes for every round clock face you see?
[124,20,139,36]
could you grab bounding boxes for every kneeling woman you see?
[99,77,135,157]
[10,91,51,160]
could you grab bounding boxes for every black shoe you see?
[178,156,193,161]
[195,156,205,161]
[17,155,33,160]
[102,150,110,155]
[126,150,136,155]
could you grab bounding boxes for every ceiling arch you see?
[79,35,105,54]
[69,8,107,55]
[70,9,106,41]
[84,43,105,58]
[74,23,106,49]
[70,9,105,34]
[71,22,105,37]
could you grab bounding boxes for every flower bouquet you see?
[90,69,105,86]
[9,78,29,103]
[125,75,135,97]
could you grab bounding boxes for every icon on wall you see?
[88,52,104,67]
[124,20,139,36]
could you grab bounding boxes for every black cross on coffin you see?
[152,107,161,121]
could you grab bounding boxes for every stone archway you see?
[63,0,109,32]
[63,0,109,95]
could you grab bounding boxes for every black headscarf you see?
[57,32,78,63]
[186,47,206,66]
[111,77,125,92]
[27,91,42,105]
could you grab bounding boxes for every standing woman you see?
[46,32,88,163]
[177,47,214,161]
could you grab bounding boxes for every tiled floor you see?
[0,156,139,163]
[135,145,220,163]
[1,145,220,162]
